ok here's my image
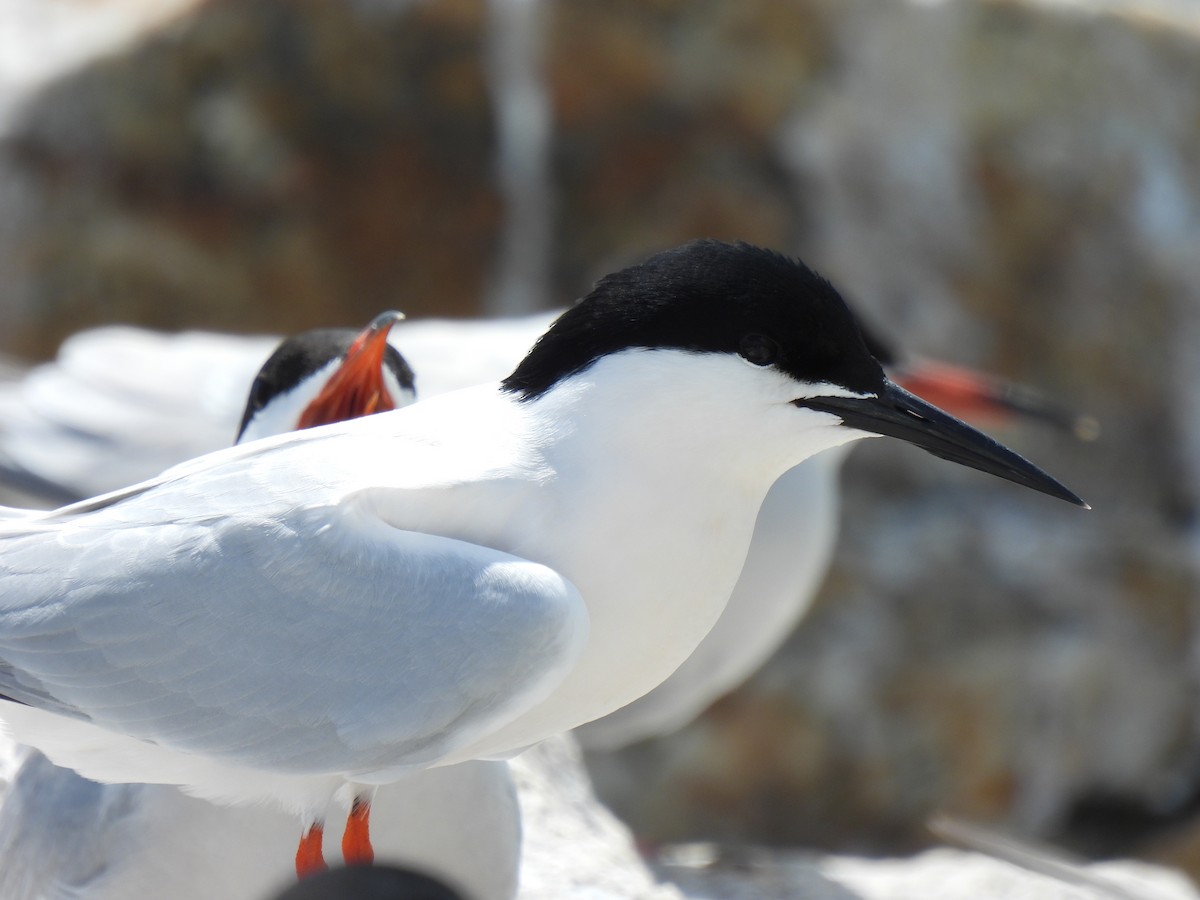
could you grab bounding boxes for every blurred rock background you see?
[2,0,1200,886]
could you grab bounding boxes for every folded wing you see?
[0,498,587,779]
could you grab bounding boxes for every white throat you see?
[444,349,869,759]
[239,361,415,445]
[238,360,342,445]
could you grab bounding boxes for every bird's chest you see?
[536,477,760,700]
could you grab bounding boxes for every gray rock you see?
[514,735,682,900]
[515,738,1199,899]
[659,847,1198,900]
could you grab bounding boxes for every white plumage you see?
[0,315,525,898]
[0,241,1081,889]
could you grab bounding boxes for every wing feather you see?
[0,496,587,779]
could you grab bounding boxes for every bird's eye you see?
[738,334,779,367]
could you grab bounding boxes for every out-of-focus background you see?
[2,0,1200,884]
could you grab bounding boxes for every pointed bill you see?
[297,311,406,430]
[798,381,1088,508]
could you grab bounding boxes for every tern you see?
[0,304,1085,757]
[0,313,1079,899]
[0,240,1085,878]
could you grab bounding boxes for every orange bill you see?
[298,311,405,430]
[891,359,1099,441]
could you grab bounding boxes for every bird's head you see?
[503,240,1086,507]
[236,311,416,444]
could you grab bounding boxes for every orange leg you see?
[295,821,328,879]
[341,796,375,867]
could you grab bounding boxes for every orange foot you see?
[342,796,375,867]
[295,822,328,879]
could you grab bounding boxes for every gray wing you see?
[0,751,140,900]
[0,501,587,776]
[0,327,278,500]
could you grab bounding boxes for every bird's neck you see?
[449,356,828,756]
[526,351,803,500]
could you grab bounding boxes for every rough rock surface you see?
[660,847,1199,900]
[514,736,1200,900]
[514,735,682,900]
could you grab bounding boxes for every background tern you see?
[235,310,415,442]
[0,314,555,506]
[0,239,1084,879]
